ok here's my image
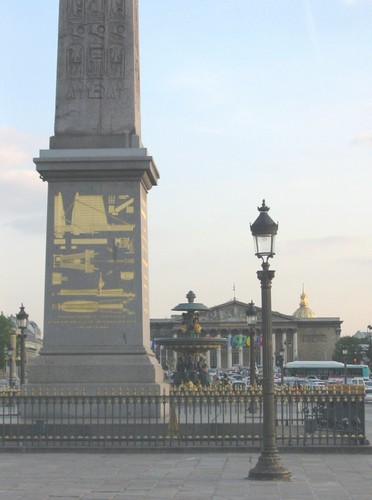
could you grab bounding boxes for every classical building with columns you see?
[150,289,342,371]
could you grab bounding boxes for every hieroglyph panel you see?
[50,188,138,329]
[65,0,133,101]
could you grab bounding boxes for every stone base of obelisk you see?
[26,351,169,418]
[31,147,164,407]
[27,350,165,387]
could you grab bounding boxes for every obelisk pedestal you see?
[28,0,165,394]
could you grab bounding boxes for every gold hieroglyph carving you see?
[52,191,136,318]
[54,192,135,238]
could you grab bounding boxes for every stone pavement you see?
[0,451,372,499]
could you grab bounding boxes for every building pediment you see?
[201,300,248,322]
[200,300,295,326]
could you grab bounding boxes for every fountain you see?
[156,291,227,385]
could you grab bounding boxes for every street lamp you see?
[8,327,17,387]
[342,348,348,384]
[246,300,257,387]
[7,345,14,388]
[248,200,290,481]
[16,303,29,385]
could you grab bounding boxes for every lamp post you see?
[7,345,14,388]
[246,301,257,387]
[16,303,29,385]
[248,200,290,481]
[342,348,348,384]
[9,328,17,386]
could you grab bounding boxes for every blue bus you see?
[283,361,370,381]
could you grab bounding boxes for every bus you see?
[283,361,370,381]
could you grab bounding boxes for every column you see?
[227,334,233,369]
[216,334,222,369]
[172,333,177,370]
[206,350,211,368]
[293,331,299,360]
[272,331,276,366]
[260,343,263,367]
[239,346,244,366]
[282,332,287,364]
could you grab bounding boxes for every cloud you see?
[168,67,226,107]
[280,234,371,258]
[0,145,29,166]
[0,168,44,212]
[0,127,44,167]
[303,0,321,54]
[343,0,372,4]
[352,131,372,145]
[2,214,46,234]
[0,128,47,225]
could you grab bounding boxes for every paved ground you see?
[0,404,370,499]
[0,450,372,499]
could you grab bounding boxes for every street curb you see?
[0,446,372,454]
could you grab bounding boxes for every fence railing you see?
[0,385,367,449]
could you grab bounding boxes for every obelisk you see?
[29,0,165,391]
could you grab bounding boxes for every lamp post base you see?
[248,451,291,481]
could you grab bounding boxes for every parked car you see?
[350,377,365,386]
[309,379,326,389]
[283,377,311,389]
[365,380,372,403]
[231,380,247,391]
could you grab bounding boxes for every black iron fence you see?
[0,385,367,449]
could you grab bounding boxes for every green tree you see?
[0,314,14,370]
[332,336,363,364]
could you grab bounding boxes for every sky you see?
[0,0,371,337]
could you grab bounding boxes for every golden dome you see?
[293,285,316,319]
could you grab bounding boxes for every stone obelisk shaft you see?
[52,0,141,149]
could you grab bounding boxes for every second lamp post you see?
[16,304,29,385]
